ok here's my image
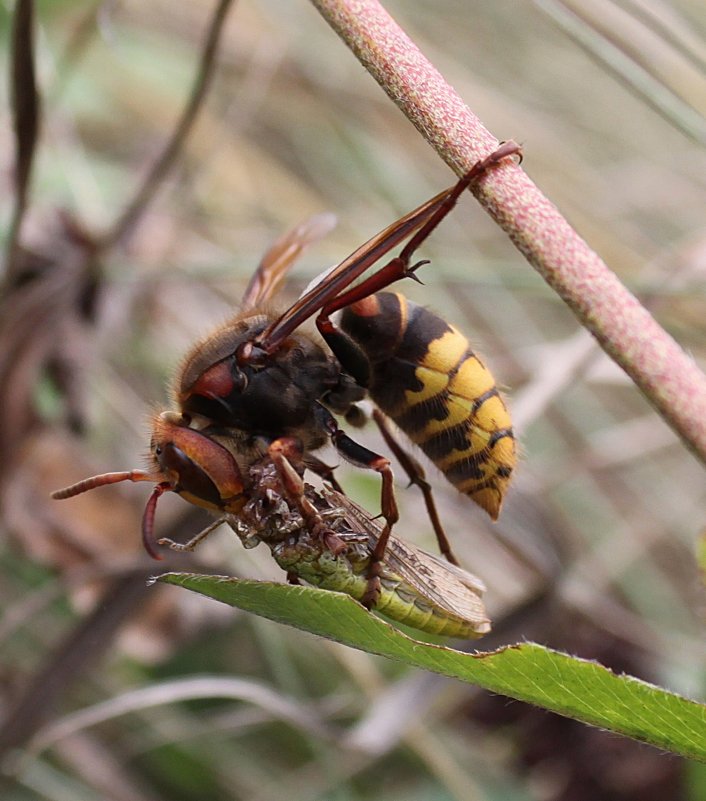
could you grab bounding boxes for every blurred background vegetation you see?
[1,0,706,799]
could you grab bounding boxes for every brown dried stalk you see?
[5,0,40,279]
[309,0,706,466]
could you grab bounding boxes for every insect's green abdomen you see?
[272,537,487,639]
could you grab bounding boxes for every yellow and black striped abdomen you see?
[339,292,515,520]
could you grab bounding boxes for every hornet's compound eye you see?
[151,422,245,509]
[157,441,224,508]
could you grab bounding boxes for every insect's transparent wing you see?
[384,536,490,634]
[241,213,337,311]
[321,487,490,634]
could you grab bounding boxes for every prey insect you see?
[209,459,490,639]
[53,141,520,607]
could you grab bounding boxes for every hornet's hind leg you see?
[372,408,460,566]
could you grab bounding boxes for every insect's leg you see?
[267,438,347,557]
[314,404,399,608]
[392,141,522,277]
[303,453,344,494]
[158,517,227,552]
[316,141,523,330]
[372,408,460,566]
[253,142,520,357]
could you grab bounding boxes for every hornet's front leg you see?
[266,437,348,559]
[314,404,399,608]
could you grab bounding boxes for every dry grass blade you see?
[26,675,334,760]
[621,0,706,74]
[536,0,706,145]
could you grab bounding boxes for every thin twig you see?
[309,0,706,466]
[5,0,40,279]
[99,0,235,250]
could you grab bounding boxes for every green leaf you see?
[157,572,706,761]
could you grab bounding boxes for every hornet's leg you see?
[316,141,523,338]
[267,437,348,558]
[314,404,399,608]
[372,408,459,566]
[253,141,521,357]
[303,453,344,494]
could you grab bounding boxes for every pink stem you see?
[310,0,706,464]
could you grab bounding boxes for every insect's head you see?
[174,315,271,405]
[52,411,245,559]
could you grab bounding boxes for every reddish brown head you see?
[52,412,245,559]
